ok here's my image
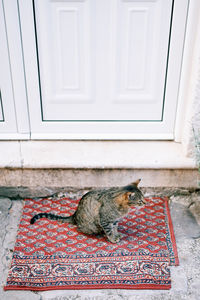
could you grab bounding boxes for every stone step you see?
[0,168,199,190]
[0,140,198,189]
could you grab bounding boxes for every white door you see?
[19,0,189,139]
[0,0,17,135]
[0,0,30,139]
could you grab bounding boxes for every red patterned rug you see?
[4,196,178,291]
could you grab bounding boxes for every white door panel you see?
[34,0,172,121]
[112,0,170,112]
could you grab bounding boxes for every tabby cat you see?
[30,179,145,243]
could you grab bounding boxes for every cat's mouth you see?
[135,196,147,207]
[137,201,146,207]
[129,195,147,207]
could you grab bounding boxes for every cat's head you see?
[125,179,146,207]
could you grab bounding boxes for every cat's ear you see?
[132,179,141,187]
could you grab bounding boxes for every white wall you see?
[175,0,200,158]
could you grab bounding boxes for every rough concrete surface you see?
[0,168,199,188]
[0,188,200,300]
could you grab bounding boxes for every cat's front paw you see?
[107,235,121,244]
[116,232,123,239]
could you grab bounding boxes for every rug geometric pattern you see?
[4,196,178,290]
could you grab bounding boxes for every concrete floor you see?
[0,188,200,300]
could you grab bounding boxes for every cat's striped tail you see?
[30,213,75,224]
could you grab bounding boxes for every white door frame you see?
[1,0,200,143]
